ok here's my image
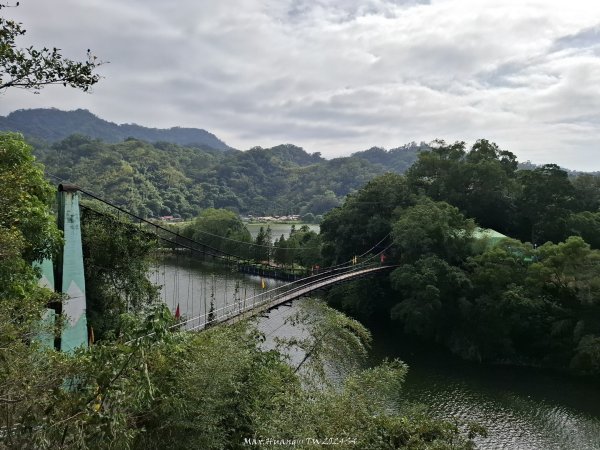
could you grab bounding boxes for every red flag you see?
[175,303,180,319]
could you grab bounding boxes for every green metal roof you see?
[473,227,508,246]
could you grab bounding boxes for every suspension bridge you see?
[40,183,394,352]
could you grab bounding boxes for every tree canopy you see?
[319,140,600,375]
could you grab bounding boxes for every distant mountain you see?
[351,142,428,172]
[0,108,231,150]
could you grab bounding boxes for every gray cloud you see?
[553,25,600,51]
[2,0,600,170]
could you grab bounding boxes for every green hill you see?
[0,108,231,150]
[32,135,422,219]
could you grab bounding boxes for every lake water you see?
[244,222,320,239]
[157,259,600,449]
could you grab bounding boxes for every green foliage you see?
[515,164,578,245]
[458,237,600,368]
[254,225,272,262]
[327,277,395,323]
[407,139,519,235]
[390,256,471,342]
[0,137,480,447]
[404,139,600,247]
[321,173,413,264]
[0,132,61,262]
[276,299,372,384]
[81,206,160,340]
[0,10,100,92]
[528,236,600,308]
[320,152,600,375]
[1,300,480,449]
[567,211,600,249]
[351,142,425,172]
[182,207,252,258]
[28,132,423,219]
[0,132,63,447]
[0,132,61,327]
[254,357,481,450]
[273,225,322,268]
[572,173,600,212]
[392,198,476,264]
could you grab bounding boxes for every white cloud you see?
[1,0,600,169]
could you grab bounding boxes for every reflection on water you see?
[152,257,286,329]
[370,332,600,450]
[158,259,600,449]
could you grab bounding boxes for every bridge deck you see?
[219,265,395,326]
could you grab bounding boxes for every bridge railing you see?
[180,259,386,331]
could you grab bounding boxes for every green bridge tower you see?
[36,184,88,351]
[55,184,88,352]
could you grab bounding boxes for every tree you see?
[390,256,471,342]
[0,4,101,92]
[572,173,600,212]
[273,234,291,266]
[320,173,413,264]
[392,198,476,264]
[514,164,577,245]
[253,226,270,262]
[0,133,63,445]
[461,236,600,369]
[0,132,61,262]
[406,139,467,203]
[288,227,322,268]
[407,139,518,234]
[301,212,315,223]
[81,206,160,340]
[567,211,600,249]
[182,208,252,257]
[0,7,102,439]
[277,299,371,383]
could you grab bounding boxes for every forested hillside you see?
[32,135,422,218]
[0,108,231,150]
[321,139,600,375]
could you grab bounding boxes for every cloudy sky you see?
[2,0,600,169]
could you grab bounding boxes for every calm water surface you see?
[369,332,600,450]
[159,260,600,449]
[245,223,319,239]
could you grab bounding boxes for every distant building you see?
[158,215,183,222]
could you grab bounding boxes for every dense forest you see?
[320,139,600,376]
[29,132,424,218]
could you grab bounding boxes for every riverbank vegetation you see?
[322,139,600,376]
[1,132,482,449]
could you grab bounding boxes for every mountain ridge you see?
[0,108,231,151]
